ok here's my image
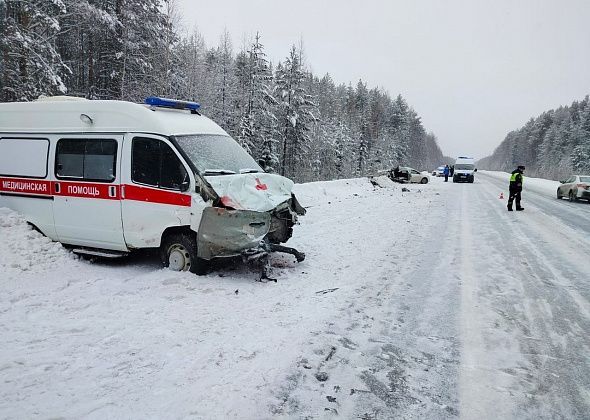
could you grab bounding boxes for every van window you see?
[56,139,117,182]
[132,137,187,191]
[0,138,49,178]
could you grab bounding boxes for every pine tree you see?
[1,0,69,101]
[275,46,316,180]
[237,33,277,165]
[571,101,590,173]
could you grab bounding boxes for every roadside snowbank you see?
[0,208,73,275]
[480,170,560,196]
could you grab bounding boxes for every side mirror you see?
[474,168,478,172]
[257,158,267,171]
[180,171,190,192]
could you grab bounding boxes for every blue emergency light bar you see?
[145,96,201,111]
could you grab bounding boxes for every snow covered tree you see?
[275,46,317,180]
[571,101,590,173]
[236,33,277,165]
[1,0,69,101]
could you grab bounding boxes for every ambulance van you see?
[0,96,305,274]
[452,156,477,183]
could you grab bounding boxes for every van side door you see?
[52,135,126,250]
[120,134,193,248]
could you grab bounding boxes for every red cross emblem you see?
[255,178,268,191]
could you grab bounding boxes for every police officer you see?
[508,165,525,211]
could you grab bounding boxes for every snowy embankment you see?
[0,176,446,419]
[0,208,75,275]
[479,170,560,197]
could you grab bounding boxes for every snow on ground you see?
[0,177,444,419]
[2,173,590,419]
[0,208,75,275]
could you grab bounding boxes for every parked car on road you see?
[434,166,445,177]
[557,175,590,202]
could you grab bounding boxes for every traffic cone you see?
[499,192,504,199]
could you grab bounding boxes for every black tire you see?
[160,232,209,275]
[557,188,562,199]
[569,191,575,202]
[420,177,429,184]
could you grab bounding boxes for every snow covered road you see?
[1,174,589,419]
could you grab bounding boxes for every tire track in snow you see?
[465,176,590,419]
[458,183,518,419]
[269,183,463,419]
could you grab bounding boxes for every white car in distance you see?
[557,175,590,202]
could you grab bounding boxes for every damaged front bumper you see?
[196,195,306,261]
[197,207,271,260]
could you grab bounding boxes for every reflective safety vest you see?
[510,171,523,185]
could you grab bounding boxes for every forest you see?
[0,0,447,182]
[478,96,590,180]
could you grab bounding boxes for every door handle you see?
[54,182,60,194]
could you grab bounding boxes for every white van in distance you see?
[452,156,477,183]
[0,96,305,275]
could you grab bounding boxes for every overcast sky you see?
[175,0,590,159]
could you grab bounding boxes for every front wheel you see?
[420,177,429,184]
[160,232,209,275]
[557,188,562,199]
[569,191,575,202]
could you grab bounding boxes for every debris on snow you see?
[315,372,329,382]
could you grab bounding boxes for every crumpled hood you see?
[205,172,294,212]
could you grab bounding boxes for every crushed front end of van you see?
[196,172,306,278]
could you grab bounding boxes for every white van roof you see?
[0,97,228,137]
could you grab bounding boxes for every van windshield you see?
[175,134,262,175]
[455,164,475,170]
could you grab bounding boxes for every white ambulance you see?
[452,156,477,183]
[0,96,305,274]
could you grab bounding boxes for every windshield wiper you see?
[239,168,261,174]
[202,169,237,176]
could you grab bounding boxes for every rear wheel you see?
[557,188,562,199]
[160,232,209,275]
[420,177,429,184]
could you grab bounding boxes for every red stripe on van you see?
[53,181,120,200]
[123,184,191,207]
[0,177,52,196]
